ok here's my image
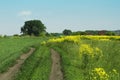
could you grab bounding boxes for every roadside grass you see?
[51,39,120,80]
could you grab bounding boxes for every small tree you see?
[63,29,72,35]
[21,20,46,36]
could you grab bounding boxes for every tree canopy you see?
[63,29,72,35]
[21,20,46,36]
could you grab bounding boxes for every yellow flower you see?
[79,44,93,54]
[92,68,109,80]
[79,44,102,58]
[47,35,81,43]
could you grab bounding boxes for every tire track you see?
[0,48,35,80]
[49,49,63,80]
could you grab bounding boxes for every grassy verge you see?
[51,40,120,80]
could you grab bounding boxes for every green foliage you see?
[51,40,120,80]
[105,31,115,35]
[63,29,72,35]
[21,20,46,36]
[72,31,86,35]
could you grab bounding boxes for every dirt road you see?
[49,49,63,80]
[0,48,35,80]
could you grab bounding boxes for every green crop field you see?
[0,35,120,80]
[0,37,43,73]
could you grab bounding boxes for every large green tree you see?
[21,20,46,36]
[63,29,72,35]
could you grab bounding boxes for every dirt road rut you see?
[0,48,35,80]
[49,49,63,80]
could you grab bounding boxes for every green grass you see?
[1,36,119,80]
[52,40,120,80]
[15,45,51,80]
[0,37,43,73]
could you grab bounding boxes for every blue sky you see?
[0,0,120,35]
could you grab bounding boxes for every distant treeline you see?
[1,30,120,38]
[48,30,120,36]
[72,30,120,35]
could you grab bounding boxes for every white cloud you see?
[18,11,32,16]
[18,10,32,20]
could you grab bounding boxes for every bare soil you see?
[49,49,63,80]
[0,48,35,80]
